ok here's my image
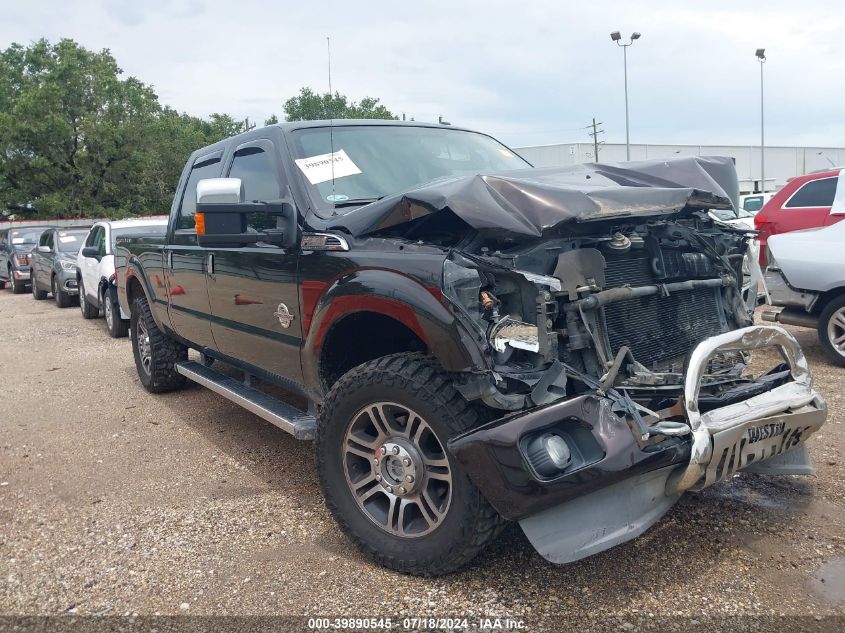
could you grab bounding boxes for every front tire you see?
[818,295,845,367]
[316,353,503,576]
[79,280,99,319]
[130,294,187,393]
[53,275,72,308]
[104,287,129,338]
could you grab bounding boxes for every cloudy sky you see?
[3,0,844,148]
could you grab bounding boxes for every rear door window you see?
[784,177,838,208]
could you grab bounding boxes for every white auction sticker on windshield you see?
[11,238,24,244]
[59,236,76,243]
[294,149,362,185]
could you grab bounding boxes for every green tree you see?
[0,39,162,216]
[0,39,246,218]
[280,86,397,121]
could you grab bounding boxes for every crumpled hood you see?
[327,156,739,238]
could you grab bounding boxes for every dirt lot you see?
[1,289,844,631]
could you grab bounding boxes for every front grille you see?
[602,255,725,370]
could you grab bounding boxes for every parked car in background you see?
[755,168,845,264]
[738,192,773,216]
[77,218,168,337]
[0,226,52,293]
[30,227,89,307]
[762,221,845,366]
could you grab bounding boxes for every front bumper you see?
[57,269,78,295]
[448,325,826,563]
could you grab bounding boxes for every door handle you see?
[207,253,215,277]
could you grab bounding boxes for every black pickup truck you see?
[117,120,826,575]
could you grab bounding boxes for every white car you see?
[738,191,774,216]
[762,220,845,366]
[77,218,168,337]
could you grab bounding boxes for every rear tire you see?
[79,280,99,319]
[104,287,129,338]
[130,294,187,393]
[316,352,503,576]
[32,276,47,300]
[818,294,845,367]
[53,275,72,308]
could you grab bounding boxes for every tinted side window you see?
[785,177,837,208]
[228,146,282,232]
[178,158,222,229]
[85,227,99,248]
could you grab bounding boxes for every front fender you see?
[123,257,169,333]
[301,269,490,391]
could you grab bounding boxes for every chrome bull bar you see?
[666,325,827,495]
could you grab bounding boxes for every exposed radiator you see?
[602,255,725,371]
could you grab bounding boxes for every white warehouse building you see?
[514,142,845,194]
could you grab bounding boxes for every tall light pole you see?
[756,48,766,193]
[611,30,641,160]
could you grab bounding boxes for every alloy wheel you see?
[105,297,114,329]
[342,402,452,538]
[827,306,845,359]
[136,318,152,375]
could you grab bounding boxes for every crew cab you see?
[755,168,845,264]
[116,121,826,575]
[77,218,168,337]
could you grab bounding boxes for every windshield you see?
[289,125,531,217]
[56,231,87,253]
[9,229,43,245]
[111,224,167,247]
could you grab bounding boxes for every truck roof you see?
[188,119,481,161]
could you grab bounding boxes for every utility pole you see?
[587,117,605,161]
[755,48,766,193]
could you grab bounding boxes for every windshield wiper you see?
[333,197,383,209]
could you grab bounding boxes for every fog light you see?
[525,432,572,478]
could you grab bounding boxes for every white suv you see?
[77,218,168,337]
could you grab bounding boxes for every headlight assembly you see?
[490,317,540,353]
[59,260,77,271]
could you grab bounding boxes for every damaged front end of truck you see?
[330,156,827,563]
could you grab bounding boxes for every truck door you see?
[207,139,303,382]
[164,152,222,350]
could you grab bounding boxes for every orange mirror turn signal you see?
[194,212,206,235]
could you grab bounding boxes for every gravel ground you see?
[1,290,844,632]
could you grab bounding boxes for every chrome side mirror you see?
[197,178,245,205]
